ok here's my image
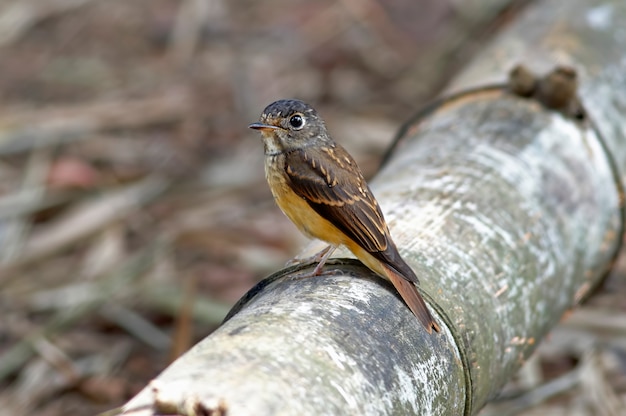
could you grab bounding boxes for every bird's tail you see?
[383,264,441,333]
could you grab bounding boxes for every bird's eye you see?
[289,114,305,130]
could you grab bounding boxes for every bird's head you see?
[249,99,329,154]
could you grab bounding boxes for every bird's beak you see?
[248,123,280,132]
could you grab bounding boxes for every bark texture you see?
[122,0,626,414]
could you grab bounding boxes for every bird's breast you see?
[264,153,345,246]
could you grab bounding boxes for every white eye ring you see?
[289,114,305,130]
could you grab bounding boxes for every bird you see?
[249,99,440,333]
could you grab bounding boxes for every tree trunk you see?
[121,0,625,414]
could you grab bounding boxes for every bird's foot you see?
[286,244,337,277]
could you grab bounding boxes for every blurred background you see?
[0,0,624,415]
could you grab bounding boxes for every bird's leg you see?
[287,244,337,276]
[310,244,337,276]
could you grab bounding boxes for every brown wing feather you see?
[284,146,419,284]
[284,146,386,252]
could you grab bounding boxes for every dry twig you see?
[0,0,99,47]
[0,88,192,155]
[0,176,169,280]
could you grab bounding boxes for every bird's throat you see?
[262,134,284,156]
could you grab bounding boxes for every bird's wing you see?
[284,145,388,254]
[285,145,418,283]
[284,146,420,285]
